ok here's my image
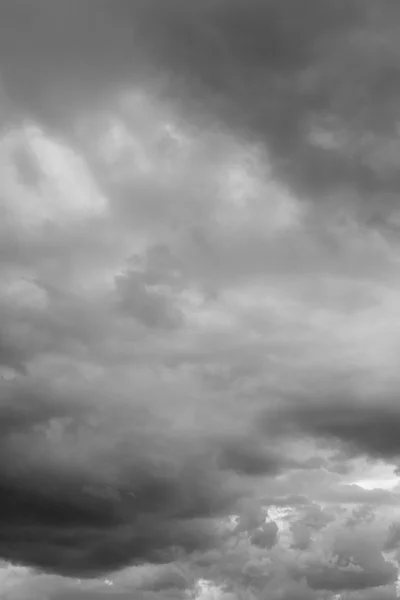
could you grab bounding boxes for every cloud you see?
[1,2,400,599]
[290,522,311,551]
[2,1,400,231]
[304,561,397,593]
[115,268,183,330]
[215,436,293,477]
[132,0,400,227]
[250,523,279,550]
[267,399,400,461]
[384,523,400,553]
[0,381,245,577]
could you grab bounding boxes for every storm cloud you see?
[1,1,400,599]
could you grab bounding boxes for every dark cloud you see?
[1,1,399,230]
[137,566,189,592]
[344,589,398,600]
[216,435,331,479]
[320,484,400,507]
[304,560,397,593]
[0,458,227,579]
[216,436,290,477]
[290,521,311,550]
[0,378,248,578]
[233,500,266,534]
[1,2,400,597]
[0,377,85,437]
[133,0,400,228]
[115,269,183,330]
[250,522,278,549]
[0,330,28,374]
[266,400,400,460]
[260,494,309,507]
[53,592,172,600]
[384,523,400,552]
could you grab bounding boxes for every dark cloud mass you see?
[266,399,400,461]
[0,386,243,577]
[2,1,400,223]
[1,1,400,599]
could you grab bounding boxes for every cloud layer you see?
[1,1,400,599]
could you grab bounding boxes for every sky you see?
[3,1,400,599]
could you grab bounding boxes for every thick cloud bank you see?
[1,2,400,599]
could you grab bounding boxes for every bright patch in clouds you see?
[0,123,106,230]
[355,478,400,491]
[192,579,226,600]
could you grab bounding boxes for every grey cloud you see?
[0,330,28,374]
[52,592,177,600]
[0,377,86,438]
[346,505,375,528]
[383,523,400,552]
[12,142,43,188]
[189,503,395,599]
[343,588,398,600]
[304,561,397,593]
[136,566,189,593]
[0,454,227,578]
[266,400,400,460]
[319,485,400,507]
[250,522,278,549]
[1,2,400,597]
[138,1,400,225]
[216,436,290,477]
[233,500,266,534]
[299,521,399,593]
[115,269,183,330]
[291,522,311,550]
[216,435,328,478]
[0,377,247,578]
[1,1,399,231]
[300,503,335,531]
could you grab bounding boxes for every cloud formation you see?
[1,1,400,599]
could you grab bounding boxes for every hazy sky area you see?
[3,1,400,598]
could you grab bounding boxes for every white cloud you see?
[0,122,107,230]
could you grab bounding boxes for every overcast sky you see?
[2,1,400,599]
